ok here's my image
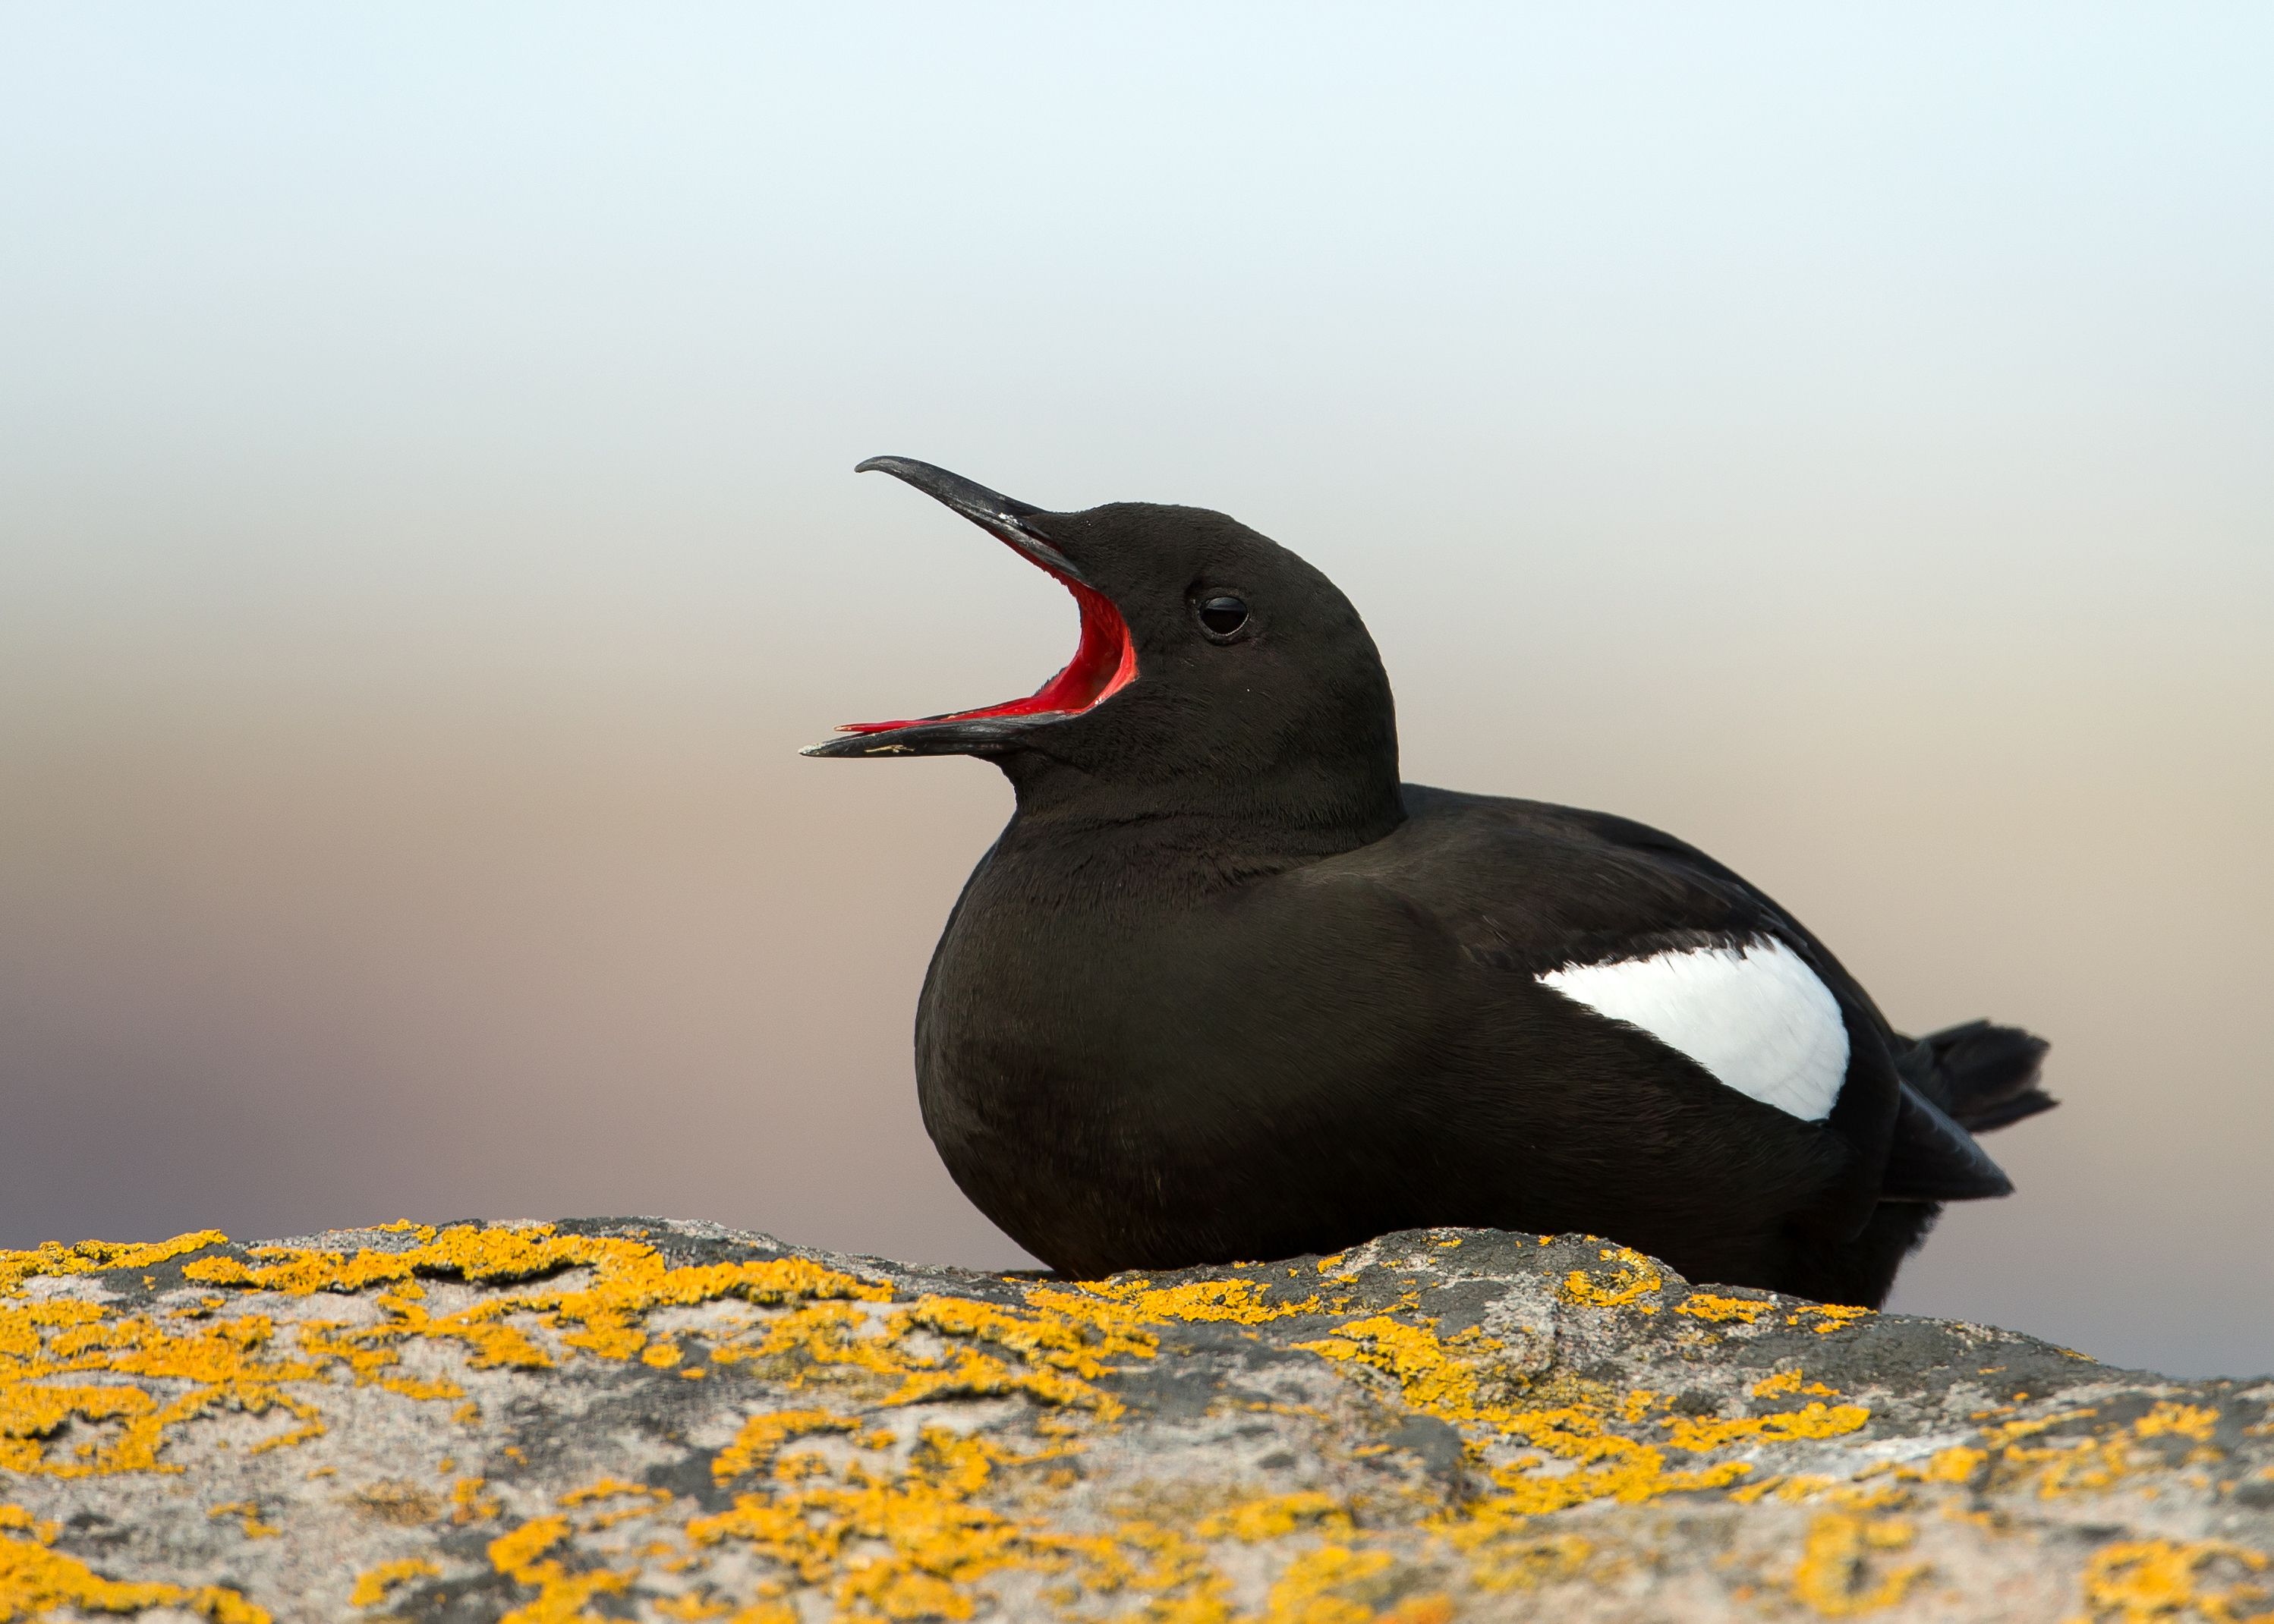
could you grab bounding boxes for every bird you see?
[804,457,2055,1307]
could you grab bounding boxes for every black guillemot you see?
[804,458,2055,1307]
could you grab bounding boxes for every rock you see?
[2,1220,2269,1622]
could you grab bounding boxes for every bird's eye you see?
[1197,596,1250,638]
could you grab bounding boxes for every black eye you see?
[1197,596,1250,638]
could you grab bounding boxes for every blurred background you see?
[2,5,2268,1377]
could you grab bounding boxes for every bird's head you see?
[804,457,1402,836]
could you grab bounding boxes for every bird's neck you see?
[992,754,1407,885]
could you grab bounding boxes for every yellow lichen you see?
[0,1510,58,1547]
[1069,1276,1324,1327]
[560,1477,672,1508]
[487,1512,634,1624]
[500,1560,635,1623]
[1459,1530,1590,1594]
[1482,1421,1750,1515]
[1921,1446,1987,1484]
[452,1477,504,1524]
[2135,1403,2220,1444]
[1299,1314,1784,1519]
[184,1226,890,1367]
[1753,1369,1841,1400]
[1675,1293,1772,1325]
[713,1410,865,1482]
[1964,1400,2236,1511]
[690,1426,1227,1622]
[693,1285,1156,1421]
[1195,1493,1350,1542]
[206,1501,280,1538]
[1786,1512,1927,1616]
[1827,1482,1912,1512]
[1296,1317,1501,1424]
[2077,1538,2269,1624]
[1661,1402,1872,1453]
[348,1557,442,1607]
[2,1225,900,1481]
[1787,1305,1874,1336]
[2025,1440,2135,1498]
[649,1597,730,1621]
[1,1301,329,1477]
[1255,1544,1395,1624]
[1980,1408,2096,1449]
[490,1515,572,1573]
[1561,1247,1664,1312]
[910,1292,1157,1377]
[0,1507,270,1623]
[0,1232,230,1297]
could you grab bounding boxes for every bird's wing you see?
[1542,798,2012,1201]
[1334,787,2011,1209]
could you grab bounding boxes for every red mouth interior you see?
[838,566,1138,737]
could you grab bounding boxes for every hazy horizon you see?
[3,5,2269,1377]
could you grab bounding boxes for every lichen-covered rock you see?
[2,1220,2269,1622]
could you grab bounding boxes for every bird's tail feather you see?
[1901,1019,2056,1135]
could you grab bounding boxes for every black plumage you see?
[805,459,2055,1306]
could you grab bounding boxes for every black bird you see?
[806,458,2055,1307]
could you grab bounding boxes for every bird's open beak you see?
[800,458,1138,759]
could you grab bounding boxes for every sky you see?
[2,5,2269,1377]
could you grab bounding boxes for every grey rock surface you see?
[2,1218,2269,1622]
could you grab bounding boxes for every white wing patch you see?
[1537,937,1850,1121]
